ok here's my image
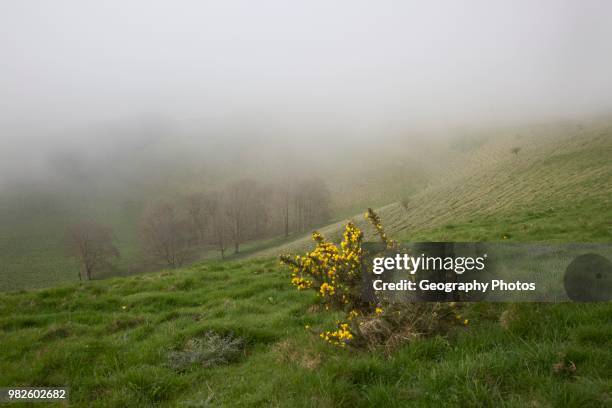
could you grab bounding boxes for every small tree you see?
[292,178,331,232]
[205,192,230,259]
[224,179,256,254]
[65,221,119,280]
[186,192,209,246]
[139,201,196,267]
[275,181,294,238]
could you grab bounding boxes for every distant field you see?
[0,197,145,291]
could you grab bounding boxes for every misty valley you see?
[1,1,612,406]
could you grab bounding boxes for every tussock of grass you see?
[39,323,73,341]
[166,332,245,372]
[107,316,146,333]
[354,303,464,353]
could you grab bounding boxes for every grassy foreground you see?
[1,257,611,407]
[0,122,610,406]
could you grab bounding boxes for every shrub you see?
[280,208,468,349]
[280,222,364,311]
[166,332,245,371]
[139,201,196,268]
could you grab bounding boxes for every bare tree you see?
[176,178,332,258]
[205,192,230,259]
[249,185,271,239]
[139,201,196,267]
[65,221,119,280]
[266,178,332,237]
[224,179,256,254]
[262,181,292,239]
[277,182,292,238]
[186,192,208,245]
[293,178,331,232]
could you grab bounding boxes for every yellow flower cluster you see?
[320,322,353,346]
[319,282,335,296]
[280,222,364,310]
[454,313,469,325]
[291,276,312,290]
[280,209,405,347]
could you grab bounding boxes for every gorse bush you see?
[280,208,390,346]
[280,223,364,311]
[166,332,245,371]
[279,208,395,312]
[281,208,467,349]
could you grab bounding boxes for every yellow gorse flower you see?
[280,223,364,313]
[319,282,335,296]
[320,321,354,346]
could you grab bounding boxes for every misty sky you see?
[1,0,612,171]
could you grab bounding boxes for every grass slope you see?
[3,119,610,291]
[1,258,611,407]
[1,120,611,406]
[0,195,145,292]
[0,133,443,292]
[258,119,612,257]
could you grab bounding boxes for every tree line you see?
[65,177,331,279]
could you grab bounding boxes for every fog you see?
[2,0,612,188]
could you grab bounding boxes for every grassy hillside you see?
[0,131,446,292]
[258,119,612,257]
[2,118,610,291]
[0,120,611,406]
[0,192,146,292]
[1,258,611,407]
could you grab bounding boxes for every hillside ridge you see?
[255,120,612,257]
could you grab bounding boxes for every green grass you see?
[399,198,612,242]
[0,258,611,406]
[0,194,147,291]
